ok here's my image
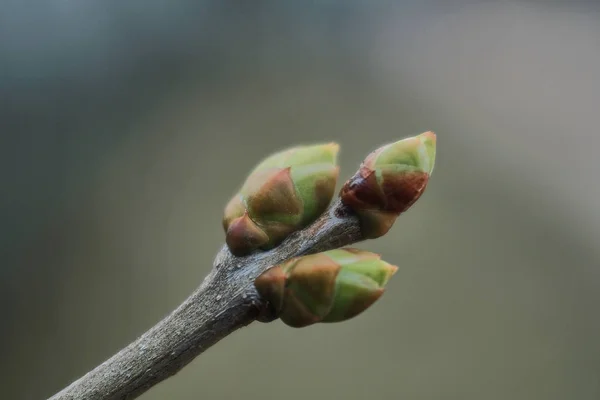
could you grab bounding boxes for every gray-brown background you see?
[1,1,599,399]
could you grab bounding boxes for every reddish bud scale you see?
[340,131,436,239]
[223,143,340,257]
[254,248,398,328]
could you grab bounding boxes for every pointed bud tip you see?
[318,141,340,162]
[419,131,436,143]
[326,142,340,153]
[415,131,436,175]
[363,131,436,175]
[383,263,399,283]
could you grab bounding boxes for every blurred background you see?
[1,1,599,399]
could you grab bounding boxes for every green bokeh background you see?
[1,1,599,399]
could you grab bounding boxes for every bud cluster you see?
[223,132,437,327]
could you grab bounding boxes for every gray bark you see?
[48,199,363,400]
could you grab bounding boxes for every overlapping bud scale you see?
[254,248,398,328]
[340,131,437,239]
[223,143,340,256]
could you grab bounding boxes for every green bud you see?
[340,131,436,239]
[254,248,398,328]
[224,143,340,256]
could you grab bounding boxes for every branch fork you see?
[48,131,437,400]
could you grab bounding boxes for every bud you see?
[340,131,436,239]
[224,143,340,256]
[254,248,398,328]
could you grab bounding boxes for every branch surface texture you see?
[49,132,435,400]
[48,200,362,400]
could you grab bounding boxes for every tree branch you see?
[48,199,364,400]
